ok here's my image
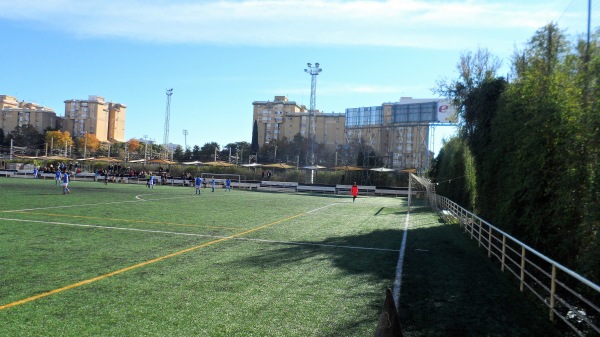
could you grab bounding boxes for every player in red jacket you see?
[351,182,359,203]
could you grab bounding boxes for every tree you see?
[173,145,184,161]
[200,142,220,161]
[432,23,600,281]
[233,141,250,163]
[8,125,44,150]
[183,147,192,161]
[127,138,140,153]
[76,133,100,156]
[251,120,259,154]
[191,145,201,161]
[434,47,502,119]
[291,133,308,166]
[45,130,73,151]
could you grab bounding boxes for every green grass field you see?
[0,178,561,336]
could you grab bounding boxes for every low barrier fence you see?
[435,194,599,336]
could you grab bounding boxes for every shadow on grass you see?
[225,208,562,337]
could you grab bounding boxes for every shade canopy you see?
[302,165,327,170]
[203,161,236,167]
[333,165,364,171]
[147,158,177,165]
[370,167,396,172]
[87,156,120,163]
[182,160,203,165]
[39,155,72,161]
[263,163,296,169]
[241,163,263,167]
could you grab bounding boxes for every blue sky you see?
[0,0,596,155]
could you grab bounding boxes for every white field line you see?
[1,195,193,213]
[392,211,410,306]
[0,202,396,253]
[305,203,341,213]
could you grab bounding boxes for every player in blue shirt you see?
[148,174,154,189]
[195,176,202,194]
[55,169,62,185]
[225,178,231,192]
[211,177,216,192]
[62,171,70,194]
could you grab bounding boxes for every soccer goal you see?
[200,173,243,184]
[408,173,437,211]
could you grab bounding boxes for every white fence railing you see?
[434,194,599,336]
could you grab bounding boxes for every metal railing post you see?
[520,246,526,292]
[549,265,557,322]
[488,226,492,258]
[478,218,482,247]
[501,235,506,272]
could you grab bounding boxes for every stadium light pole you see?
[143,135,148,160]
[183,129,188,150]
[304,62,322,166]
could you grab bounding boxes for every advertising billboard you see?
[391,98,457,124]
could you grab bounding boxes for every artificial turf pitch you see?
[0,178,560,336]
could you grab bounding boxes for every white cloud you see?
[0,0,584,49]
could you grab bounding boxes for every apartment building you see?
[253,95,456,171]
[0,95,57,134]
[252,96,345,152]
[63,95,126,142]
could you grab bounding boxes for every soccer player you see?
[148,174,154,189]
[62,171,70,194]
[225,178,231,192]
[211,177,216,192]
[55,169,62,185]
[351,182,359,203]
[195,176,202,194]
[33,167,38,179]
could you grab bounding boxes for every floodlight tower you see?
[304,62,322,165]
[183,129,188,150]
[163,88,173,157]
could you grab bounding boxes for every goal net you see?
[200,173,242,184]
[408,173,437,210]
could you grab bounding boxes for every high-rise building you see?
[252,96,345,152]
[63,95,126,142]
[0,95,57,134]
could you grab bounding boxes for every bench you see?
[260,181,299,191]
[232,182,260,190]
[296,185,336,193]
[0,170,16,177]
